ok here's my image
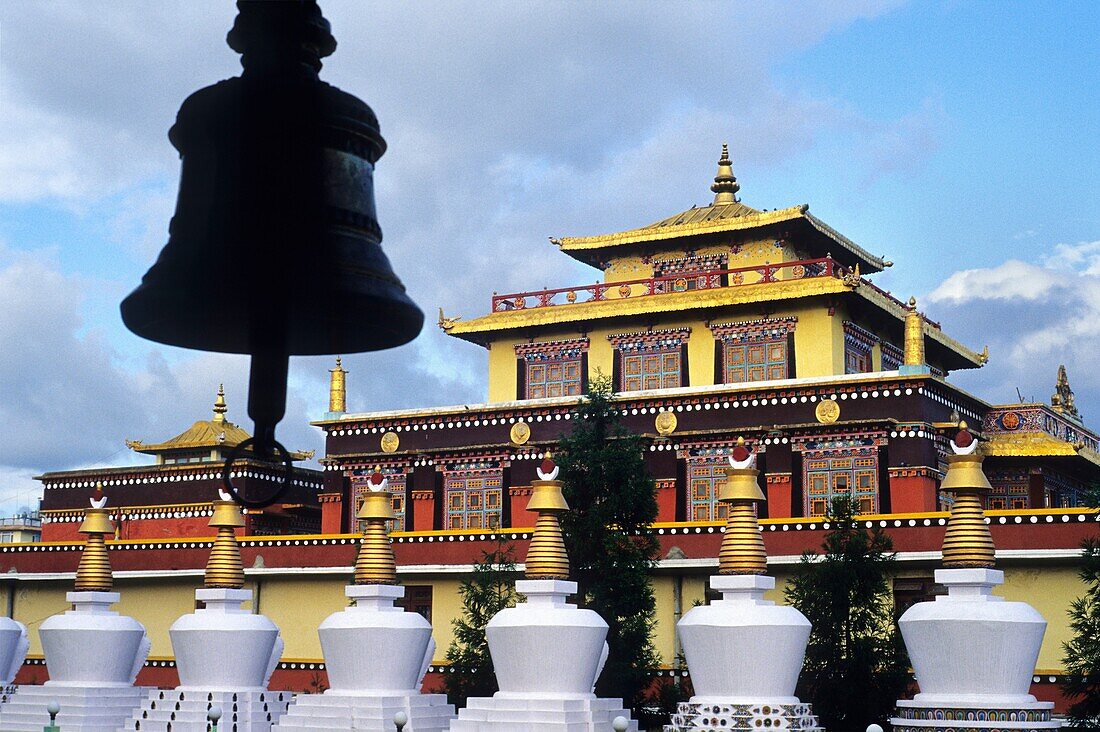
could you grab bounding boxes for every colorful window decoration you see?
[710,318,796,384]
[881,341,903,371]
[349,467,407,533]
[984,467,1030,510]
[651,253,728,292]
[795,435,884,517]
[843,321,877,374]
[609,329,690,392]
[679,441,761,521]
[515,338,588,400]
[443,462,504,530]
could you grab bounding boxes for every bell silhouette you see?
[121,1,423,505]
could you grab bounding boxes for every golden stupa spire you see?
[353,469,398,585]
[212,384,228,424]
[717,438,768,575]
[524,454,571,580]
[74,483,114,592]
[903,296,926,368]
[1051,364,1081,420]
[710,143,741,206]
[940,423,996,568]
[205,489,246,588]
[329,357,347,414]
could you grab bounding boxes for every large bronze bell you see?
[120,1,423,506]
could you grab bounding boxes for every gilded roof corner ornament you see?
[841,262,861,288]
[548,236,562,247]
[978,345,990,365]
[438,307,461,331]
[125,439,143,450]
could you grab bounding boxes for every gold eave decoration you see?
[380,431,400,453]
[510,421,532,445]
[985,432,1100,467]
[815,399,840,424]
[655,410,677,436]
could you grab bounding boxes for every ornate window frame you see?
[515,338,589,400]
[608,328,691,392]
[710,317,797,384]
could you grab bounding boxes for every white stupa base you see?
[665,699,822,731]
[449,694,637,731]
[0,683,148,732]
[124,688,291,731]
[890,698,1059,730]
[273,691,454,732]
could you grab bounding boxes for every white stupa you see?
[0,601,30,711]
[667,440,821,731]
[0,487,151,732]
[273,471,454,732]
[125,490,289,731]
[891,425,1060,731]
[449,455,637,731]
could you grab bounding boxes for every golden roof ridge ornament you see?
[353,470,398,585]
[1051,364,1081,420]
[717,438,768,575]
[205,489,246,588]
[900,296,931,376]
[524,454,571,580]
[940,423,996,568]
[710,143,741,206]
[74,483,114,592]
[328,357,347,415]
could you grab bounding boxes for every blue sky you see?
[1,1,1098,511]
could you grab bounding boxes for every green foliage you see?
[785,496,910,729]
[557,374,662,711]
[443,539,518,708]
[1061,485,1100,727]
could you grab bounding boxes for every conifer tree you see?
[784,496,910,729]
[557,374,662,712]
[1061,486,1100,727]
[442,540,518,707]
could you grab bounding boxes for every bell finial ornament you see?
[120,1,423,508]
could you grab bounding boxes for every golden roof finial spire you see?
[710,143,741,206]
[212,384,228,423]
[940,423,996,568]
[1051,364,1081,420]
[329,357,347,414]
[717,438,768,575]
[74,483,114,592]
[524,453,570,580]
[205,489,246,588]
[353,469,398,585]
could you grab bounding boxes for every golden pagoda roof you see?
[554,203,887,274]
[126,386,314,460]
[985,431,1100,468]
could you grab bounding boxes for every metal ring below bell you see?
[222,437,294,508]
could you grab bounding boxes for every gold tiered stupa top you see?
[940,423,997,568]
[205,490,246,588]
[74,484,114,592]
[718,438,768,575]
[353,471,398,585]
[524,455,571,580]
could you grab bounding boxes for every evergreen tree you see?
[557,374,662,712]
[1061,485,1100,727]
[442,539,518,707]
[785,496,910,729]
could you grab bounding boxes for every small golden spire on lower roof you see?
[524,454,570,581]
[212,384,227,423]
[353,470,398,585]
[940,424,996,569]
[710,143,741,206]
[717,438,768,575]
[74,483,114,592]
[205,489,246,589]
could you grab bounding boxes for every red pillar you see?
[765,473,793,518]
[888,467,939,513]
[318,492,344,534]
[509,487,536,528]
[656,479,677,523]
[411,490,436,531]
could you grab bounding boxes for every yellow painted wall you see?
[487,301,849,402]
[1,564,1084,674]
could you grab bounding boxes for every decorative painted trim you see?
[514,338,589,360]
[709,316,797,342]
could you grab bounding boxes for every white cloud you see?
[926,259,1064,304]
